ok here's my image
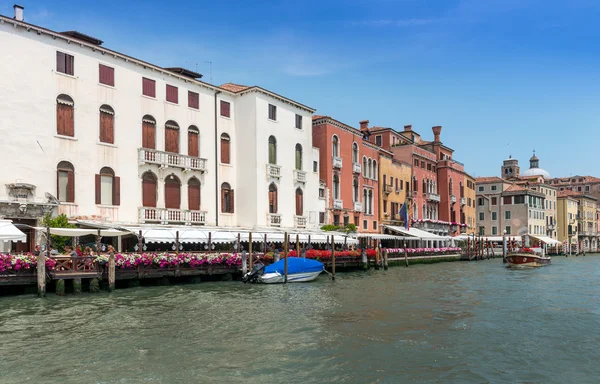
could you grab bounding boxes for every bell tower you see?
[501,156,520,179]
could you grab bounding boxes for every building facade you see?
[378,152,411,226]
[557,192,579,247]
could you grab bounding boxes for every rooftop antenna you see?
[205,61,213,83]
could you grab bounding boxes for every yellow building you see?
[576,194,598,251]
[557,191,578,246]
[463,174,476,234]
[379,152,412,226]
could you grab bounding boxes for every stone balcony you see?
[354,201,363,212]
[547,224,556,230]
[139,207,206,225]
[294,169,307,184]
[383,185,393,195]
[450,195,457,203]
[294,215,307,228]
[426,193,441,202]
[138,148,207,173]
[267,213,282,227]
[460,197,466,206]
[333,156,343,169]
[266,164,281,179]
[352,162,361,174]
[333,199,343,210]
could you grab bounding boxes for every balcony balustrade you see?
[138,207,206,225]
[138,148,207,172]
[294,169,307,183]
[426,193,441,202]
[352,162,361,174]
[384,185,393,195]
[266,164,282,179]
[267,213,282,227]
[460,197,466,206]
[333,199,343,210]
[333,156,343,169]
[353,201,363,212]
[450,195,457,203]
[294,216,307,228]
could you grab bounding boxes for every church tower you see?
[501,156,520,179]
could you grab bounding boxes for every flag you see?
[399,203,409,230]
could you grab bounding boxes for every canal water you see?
[2,256,600,383]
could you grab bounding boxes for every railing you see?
[333,156,342,169]
[460,197,466,206]
[294,216,307,228]
[267,213,282,227]
[547,224,556,230]
[450,195,457,203]
[52,256,99,274]
[384,185,393,195]
[352,162,361,174]
[267,164,281,179]
[460,226,467,234]
[138,207,207,225]
[354,201,363,212]
[294,169,307,183]
[333,199,343,210]
[138,148,207,172]
[426,193,441,202]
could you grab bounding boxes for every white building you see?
[0,6,319,252]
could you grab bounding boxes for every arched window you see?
[368,190,373,215]
[449,178,453,196]
[414,203,418,220]
[295,188,303,216]
[221,182,234,213]
[142,115,156,149]
[188,126,199,157]
[423,205,426,220]
[363,189,368,213]
[99,105,115,144]
[268,183,278,214]
[413,176,418,192]
[220,133,231,164]
[57,161,75,202]
[165,174,181,209]
[368,159,372,179]
[95,166,120,206]
[352,143,358,163]
[373,160,378,180]
[188,177,201,211]
[56,94,74,137]
[268,136,277,164]
[295,143,303,170]
[423,179,427,193]
[165,120,180,153]
[333,174,340,200]
[142,171,157,208]
[362,157,367,177]
[332,135,339,157]
[353,177,359,202]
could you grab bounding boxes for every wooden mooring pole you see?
[296,234,300,258]
[37,250,46,298]
[383,248,389,270]
[138,230,143,253]
[375,240,380,270]
[331,234,336,280]
[175,231,180,254]
[283,232,289,284]
[248,232,253,270]
[108,251,115,292]
[404,241,409,267]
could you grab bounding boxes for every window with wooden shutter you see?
[56,51,74,75]
[113,176,120,206]
[166,85,178,104]
[142,77,156,97]
[188,126,199,157]
[295,188,303,216]
[221,183,233,213]
[268,104,277,121]
[295,114,302,129]
[56,94,74,137]
[268,184,278,214]
[295,144,302,170]
[188,91,199,109]
[142,115,156,149]
[99,64,114,86]
[165,121,179,153]
[268,136,277,165]
[99,105,115,144]
[142,172,157,207]
[220,100,230,117]
[220,133,230,164]
[165,176,181,209]
[57,161,75,203]
[188,178,201,211]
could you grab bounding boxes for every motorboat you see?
[242,257,324,284]
[506,247,551,268]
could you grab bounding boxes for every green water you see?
[2,256,600,383]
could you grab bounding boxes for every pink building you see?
[312,115,380,232]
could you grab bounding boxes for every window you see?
[421,161,425,169]
[142,172,158,207]
[221,183,234,213]
[491,185,497,191]
[505,211,511,220]
[373,221,377,230]
[344,216,350,226]
[99,64,114,86]
[188,177,201,211]
[268,183,278,213]
[295,114,302,129]
[503,196,512,205]
[332,135,339,157]
[333,214,340,226]
[352,143,358,163]
[368,159,372,179]
[514,195,525,204]
[478,198,484,206]
[479,226,485,236]
[427,163,431,171]
[220,133,231,164]
[99,105,115,144]
[188,126,199,157]
[375,135,382,146]
[353,178,359,202]
[395,179,400,191]
[166,85,178,104]
[491,197,497,205]
[363,220,368,230]
[56,51,74,75]
[95,167,119,206]
[142,78,156,98]
[268,136,277,164]
[165,120,180,153]
[319,188,325,198]
[383,200,387,213]
[479,212,484,221]
[313,161,318,172]
[368,190,373,215]
[295,188,303,216]
[333,174,340,200]
[295,144,303,170]
[319,212,326,224]
[57,161,75,203]
[165,175,181,209]
[492,227,497,235]
[414,158,419,167]
[505,226,511,235]
[363,157,367,177]
[220,100,231,117]
[478,186,484,192]
[492,212,497,221]
[363,189,368,213]
[373,161,377,180]
[56,94,74,137]
[142,115,156,149]
[188,91,199,109]
[268,104,277,120]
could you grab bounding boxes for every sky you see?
[5,0,600,178]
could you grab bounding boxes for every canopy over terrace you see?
[33,227,129,237]
[529,234,561,246]
[0,219,27,242]
[382,225,449,248]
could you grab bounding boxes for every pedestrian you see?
[33,245,41,256]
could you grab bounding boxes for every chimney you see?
[359,120,369,131]
[432,125,442,142]
[403,124,412,132]
[13,4,24,21]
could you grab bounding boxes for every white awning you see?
[354,233,405,240]
[531,235,561,245]
[34,227,128,237]
[383,225,448,240]
[0,220,27,242]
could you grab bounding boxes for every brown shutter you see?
[95,174,101,204]
[56,170,59,200]
[57,104,74,137]
[56,52,65,73]
[221,137,230,164]
[67,170,75,203]
[99,112,114,144]
[188,91,199,109]
[221,188,226,213]
[142,78,156,97]
[65,105,74,136]
[165,180,181,209]
[165,127,179,153]
[142,178,157,207]
[113,176,120,206]
[188,130,199,157]
[220,100,230,117]
[142,121,155,149]
[99,64,114,86]
[66,55,74,75]
[229,189,234,213]
[296,193,303,216]
[188,183,200,211]
[166,85,178,104]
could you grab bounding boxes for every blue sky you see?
[6,0,600,178]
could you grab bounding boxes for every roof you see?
[549,176,600,184]
[504,184,528,192]
[60,30,103,45]
[219,83,251,93]
[557,190,598,200]
[312,115,327,121]
[164,67,203,79]
[475,176,503,183]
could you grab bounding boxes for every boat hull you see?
[506,253,551,268]
[259,270,322,284]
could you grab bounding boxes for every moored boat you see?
[242,257,324,284]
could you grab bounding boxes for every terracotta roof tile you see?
[505,184,527,192]
[558,190,580,198]
[219,83,251,93]
[475,176,503,183]
[312,115,327,121]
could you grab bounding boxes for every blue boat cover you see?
[264,257,324,275]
